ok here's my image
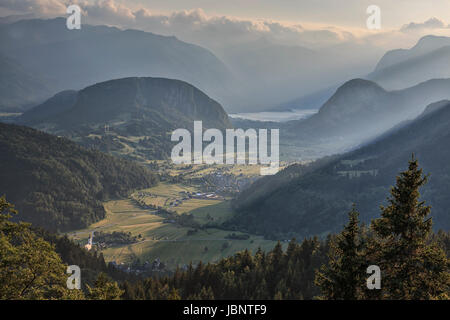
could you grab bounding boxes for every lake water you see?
[229,109,317,122]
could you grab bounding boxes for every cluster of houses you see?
[191,192,220,200]
[133,189,222,210]
[109,258,167,274]
[198,171,258,195]
[168,191,221,208]
[336,158,379,179]
[337,169,379,179]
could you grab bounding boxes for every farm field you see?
[67,182,278,270]
[130,181,229,214]
[146,161,288,178]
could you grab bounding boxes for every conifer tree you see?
[315,205,367,299]
[369,157,449,299]
[86,272,124,300]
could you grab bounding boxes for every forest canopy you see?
[0,123,159,231]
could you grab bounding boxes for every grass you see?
[102,227,276,269]
[138,182,197,198]
[147,161,283,179]
[173,199,221,215]
[65,162,291,270]
[131,182,204,211]
[188,201,233,225]
[66,189,278,270]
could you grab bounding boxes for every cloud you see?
[8,1,449,52]
[0,0,353,48]
[81,0,136,25]
[401,17,449,32]
[0,0,67,15]
[130,7,353,48]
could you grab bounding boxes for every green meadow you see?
[67,182,277,269]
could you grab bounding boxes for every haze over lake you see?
[229,109,317,122]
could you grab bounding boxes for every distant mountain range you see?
[284,78,450,156]
[0,18,233,112]
[281,35,450,112]
[219,37,380,112]
[229,100,450,239]
[368,35,450,90]
[0,17,384,113]
[0,123,158,232]
[374,35,450,72]
[18,77,232,160]
[4,18,449,114]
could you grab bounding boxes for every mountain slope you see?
[271,36,450,113]
[274,86,338,111]
[0,54,52,111]
[217,36,381,111]
[286,78,450,153]
[374,35,450,72]
[0,123,158,232]
[18,77,232,160]
[368,35,450,90]
[220,39,319,109]
[230,101,450,239]
[17,90,78,124]
[0,18,233,110]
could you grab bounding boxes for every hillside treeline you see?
[0,123,158,231]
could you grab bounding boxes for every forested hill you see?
[18,77,232,160]
[229,101,450,239]
[19,77,231,130]
[0,123,158,232]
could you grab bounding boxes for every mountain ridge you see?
[286,78,450,149]
[0,18,234,111]
[368,35,450,90]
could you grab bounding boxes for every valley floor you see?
[66,176,279,271]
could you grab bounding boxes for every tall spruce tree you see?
[315,205,367,299]
[86,272,124,300]
[369,157,449,299]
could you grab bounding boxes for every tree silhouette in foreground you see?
[368,156,449,299]
[86,272,124,300]
[316,157,449,299]
[315,205,367,299]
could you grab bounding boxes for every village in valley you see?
[67,162,290,274]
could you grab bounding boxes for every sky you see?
[1,1,450,29]
[1,0,450,110]
[127,0,450,29]
[1,1,450,53]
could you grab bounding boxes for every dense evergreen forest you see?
[0,123,159,231]
[1,158,448,299]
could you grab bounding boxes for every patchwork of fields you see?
[67,181,277,270]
